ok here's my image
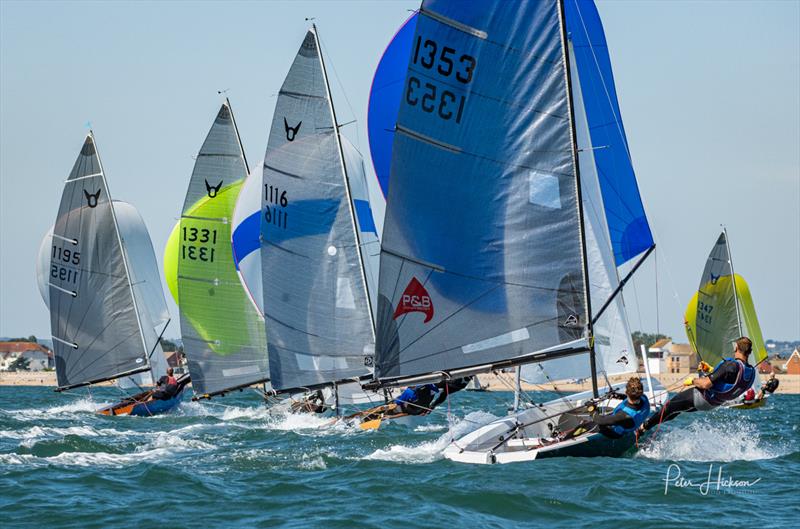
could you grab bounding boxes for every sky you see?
[1,0,798,343]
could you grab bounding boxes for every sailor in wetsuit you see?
[757,373,780,401]
[429,377,472,410]
[391,384,440,416]
[563,377,650,440]
[641,336,756,431]
[152,367,178,400]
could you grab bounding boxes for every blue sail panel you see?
[376,0,588,379]
[564,0,653,265]
[367,12,418,198]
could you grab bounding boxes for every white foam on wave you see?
[297,453,328,470]
[7,398,112,421]
[364,410,498,464]
[263,411,336,432]
[0,428,217,468]
[638,415,788,462]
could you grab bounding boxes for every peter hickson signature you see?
[664,463,761,495]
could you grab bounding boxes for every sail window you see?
[336,277,356,309]
[462,328,530,355]
[528,170,562,209]
[295,353,348,372]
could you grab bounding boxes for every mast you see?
[722,227,744,335]
[559,0,598,398]
[226,97,250,174]
[91,131,151,373]
[313,24,377,339]
[512,366,521,412]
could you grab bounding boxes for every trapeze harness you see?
[608,394,650,436]
[702,358,755,406]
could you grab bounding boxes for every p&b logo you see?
[393,277,434,323]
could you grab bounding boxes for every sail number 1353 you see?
[406,36,477,124]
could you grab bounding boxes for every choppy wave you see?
[364,411,498,464]
[639,415,790,462]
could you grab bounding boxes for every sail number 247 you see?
[406,36,476,124]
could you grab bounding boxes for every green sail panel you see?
[685,232,766,366]
[175,102,268,397]
[686,274,767,367]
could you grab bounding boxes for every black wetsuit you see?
[152,376,178,400]
[763,378,779,394]
[642,360,743,431]
[592,406,638,439]
[430,377,471,409]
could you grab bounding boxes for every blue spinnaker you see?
[565,0,653,265]
[367,12,418,198]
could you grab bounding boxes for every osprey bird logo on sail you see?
[84,188,101,208]
[205,179,223,198]
[710,273,720,285]
[393,277,433,323]
[284,117,301,142]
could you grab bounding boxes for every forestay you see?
[375,0,590,382]
[261,28,375,391]
[49,134,150,389]
[177,102,269,397]
[564,0,653,265]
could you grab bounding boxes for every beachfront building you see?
[646,339,697,375]
[784,349,800,375]
[666,343,698,374]
[0,341,54,371]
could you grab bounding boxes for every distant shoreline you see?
[1,371,798,394]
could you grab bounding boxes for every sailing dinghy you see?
[164,100,271,400]
[684,230,768,409]
[45,132,187,416]
[363,0,667,461]
[259,26,389,417]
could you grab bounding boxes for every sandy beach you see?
[2,370,798,394]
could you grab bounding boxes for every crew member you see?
[152,368,179,400]
[392,384,440,416]
[641,337,756,431]
[429,377,472,410]
[563,377,650,439]
[757,373,779,401]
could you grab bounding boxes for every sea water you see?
[1,387,797,528]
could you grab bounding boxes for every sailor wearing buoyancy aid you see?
[592,377,650,438]
[394,384,440,415]
[641,337,755,432]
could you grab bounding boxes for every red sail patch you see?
[393,277,434,323]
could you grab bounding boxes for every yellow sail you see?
[163,179,256,355]
[685,273,766,366]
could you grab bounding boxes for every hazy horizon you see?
[1,1,798,342]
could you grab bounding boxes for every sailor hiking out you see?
[641,337,756,431]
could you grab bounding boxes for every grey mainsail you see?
[261,28,375,391]
[49,133,150,389]
[177,101,269,397]
[374,0,590,383]
[39,203,171,388]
